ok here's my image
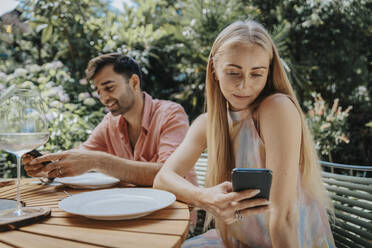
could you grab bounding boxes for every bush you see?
[305,93,352,162]
[0,60,104,177]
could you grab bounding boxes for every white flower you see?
[38,76,48,84]
[43,61,63,70]
[21,81,34,89]
[46,111,58,121]
[65,103,78,111]
[46,81,55,88]
[78,92,90,101]
[92,91,99,98]
[56,71,68,81]
[103,40,115,52]
[6,74,14,81]
[46,86,61,97]
[50,100,63,109]
[59,93,70,103]
[26,64,41,73]
[51,61,63,68]
[0,72,7,81]
[79,79,88,85]
[83,97,96,106]
[14,68,28,77]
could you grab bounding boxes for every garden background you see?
[0,0,371,178]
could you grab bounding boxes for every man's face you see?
[93,65,135,116]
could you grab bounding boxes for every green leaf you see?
[41,24,53,44]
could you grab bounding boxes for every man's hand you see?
[199,181,269,225]
[23,152,47,177]
[30,149,106,178]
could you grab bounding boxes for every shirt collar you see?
[141,92,153,132]
[117,92,153,133]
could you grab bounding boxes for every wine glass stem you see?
[16,154,22,215]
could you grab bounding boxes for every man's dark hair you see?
[85,53,142,85]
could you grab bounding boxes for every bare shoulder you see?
[187,113,207,146]
[190,113,207,135]
[257,93,301,128]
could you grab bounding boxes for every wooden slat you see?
[325,185,372,202]
[322,172,372,184]
[331,225,367,248]
[0,241,14,248]
[18,193,65,201]
[323,178,372,193]
[334,209,372,230]
[26,202,59,208]
[42,217,188,235]
[25,198,62,205]
[333,219,372,246]
[333,232,363,248]
[331,195,372,210]
[20,224,181,248]
[0,185,55,199]
[0,230,103,248]
[334,202,372,220]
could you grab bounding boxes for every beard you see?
[110,88,136,116]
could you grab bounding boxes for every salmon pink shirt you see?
[81,92,197,184]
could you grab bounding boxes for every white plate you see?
[58,188,176,220]
[54,172,120,189]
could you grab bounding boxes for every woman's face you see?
[214,43,271,111]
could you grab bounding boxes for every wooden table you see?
[0,179,190,248]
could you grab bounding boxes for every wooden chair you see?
[321,161,372,248]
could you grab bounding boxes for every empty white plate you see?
[59,188,176,220]
[54,172,120,189]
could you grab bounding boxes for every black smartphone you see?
[27,149,50,165]
[26,149,53,180]
[232,168,273,200]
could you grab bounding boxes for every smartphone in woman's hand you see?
[232,168,272,200]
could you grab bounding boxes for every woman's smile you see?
[233,94,250,100]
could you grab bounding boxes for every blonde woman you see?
[154,20,335,248]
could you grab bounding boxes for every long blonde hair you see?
[205,20,332,247]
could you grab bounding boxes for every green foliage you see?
[251,0,372,164]
[304,93,352,162]
[0,0,370,171]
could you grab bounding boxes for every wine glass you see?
[0,88,49,218]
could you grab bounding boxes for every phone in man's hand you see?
[232,168,272,200]
[27,149,50,165]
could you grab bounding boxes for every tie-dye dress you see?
[182,102,335,248]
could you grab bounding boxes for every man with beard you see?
[23,53,197,186]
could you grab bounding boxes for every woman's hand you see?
[199,181,269,225]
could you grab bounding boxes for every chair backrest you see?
[194,153,208,187]
[320,161,372,248]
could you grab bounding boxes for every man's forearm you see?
[93,153,162,186]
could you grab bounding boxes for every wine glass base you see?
[0,206,47,219]
[0,206,51,231]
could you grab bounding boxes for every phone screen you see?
[232,168,272,200]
